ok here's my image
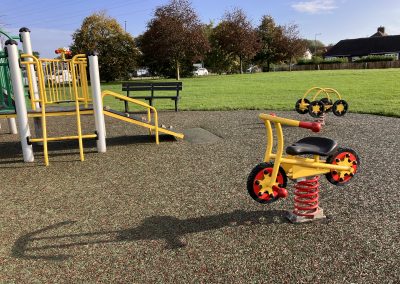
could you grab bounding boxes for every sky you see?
[1,0,400,58]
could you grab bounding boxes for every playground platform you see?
[0,110,399,283]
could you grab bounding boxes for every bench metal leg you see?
[124,100,129,113]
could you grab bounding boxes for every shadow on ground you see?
[11,209,287,261]
[0,134,176,162]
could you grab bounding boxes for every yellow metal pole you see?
[102,90,161,143]
[269,154,351,171]
[267,122,284,188]
[263,120,273,162]
[71,55,85,161]
[21,54,50,165]
[154,111,159,144]
[259,113,301,127]
[22,61,36,110]
[147,109,152,135]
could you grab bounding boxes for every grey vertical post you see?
[5,40,34,162]
[88,52,106,152]
[7,117,18,134]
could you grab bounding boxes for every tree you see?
[281,24,307,71]
[212,8,260,74]
[140,0,209,80]
[202,21,235,74]
[70,12,139,82]
[254,15,286,72]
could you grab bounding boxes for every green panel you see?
[0,53,15,110]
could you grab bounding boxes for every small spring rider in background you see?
[295,87,348,125]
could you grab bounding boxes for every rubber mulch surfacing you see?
[0,110,399,283]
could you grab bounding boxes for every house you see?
[303,49,312,60]
[324,27,400,61]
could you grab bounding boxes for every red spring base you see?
[287,176,326,223]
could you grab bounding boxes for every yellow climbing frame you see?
[20,54,95,166]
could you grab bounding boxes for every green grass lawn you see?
[101,68,400,117]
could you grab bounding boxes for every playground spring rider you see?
[295,87,349,119]
[247,114,360,222]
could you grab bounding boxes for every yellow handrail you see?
[102,90,160,144]
[21,54,49,165]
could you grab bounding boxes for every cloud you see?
[292,0,337,14]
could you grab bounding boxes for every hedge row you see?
[353,55,395,63]
[297,55,396,65]
[297,57,348,65]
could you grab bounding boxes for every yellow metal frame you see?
[102,90,184,143]
[258,113,353,196]
[297,87,342,113]
[20,53,94,166]
[0,110,94,119]
[10,52,184,166]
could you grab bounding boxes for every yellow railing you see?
[102,90,160,144]
[22,54,91,108]
[20,53,94,166]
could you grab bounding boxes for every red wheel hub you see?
[253,167,285,202]
[330,151,358,183]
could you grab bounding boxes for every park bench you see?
[122,82,182,112]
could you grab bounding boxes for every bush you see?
[353,55,395,63]
[297,57,348,65]
[322,57,349,64]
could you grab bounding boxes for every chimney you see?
[378,26,385,34]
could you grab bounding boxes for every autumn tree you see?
[213,8,260,74]
[202,21,235,74]
[254,15,286,72]
[281,23,307,71]
[70,12,139,82]
[140,0,209,79]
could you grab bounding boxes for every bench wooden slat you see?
[122,82,182,87]
[122,86,182,91]
[122,86,152,91]
[119,96,177,100]
[149,96,178,99]
[122,81,182,112]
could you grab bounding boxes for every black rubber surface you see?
[0,110,399,283]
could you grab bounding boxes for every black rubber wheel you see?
[295,98,310,114]
[247,162,288,204]
[325,148,360,186]
[308,100,325,118]
[332,100,348,116]
[320,98,333,113]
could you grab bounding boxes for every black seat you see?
[286,137,338,156]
